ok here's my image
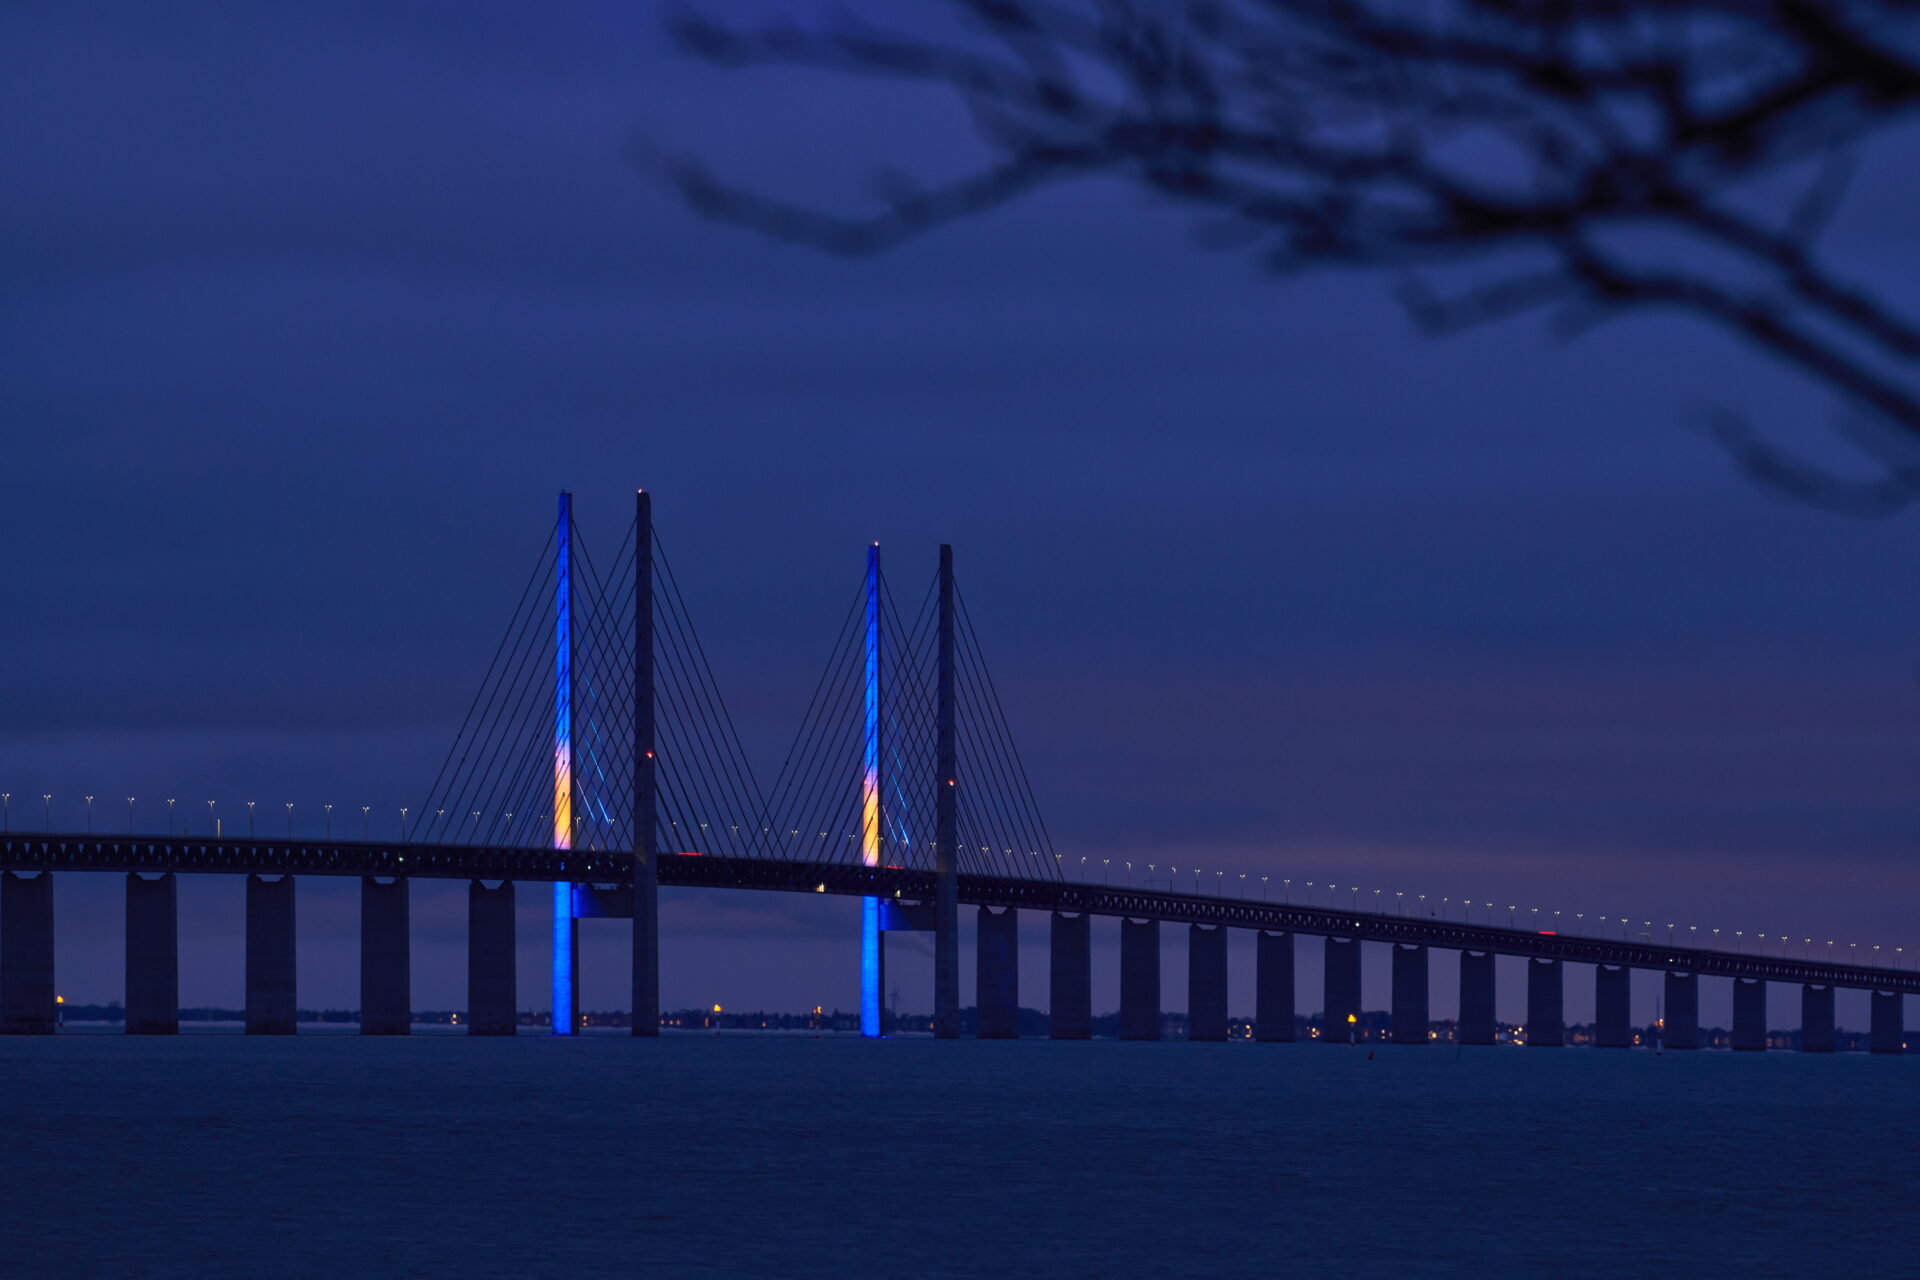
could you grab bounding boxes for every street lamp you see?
[206,800,216,836]
[361,806,370,839]
[85,795,94,833]
[166,799,176,833]
[126,796,135,834]
[286,803,294,837]
[42,794,51,829]
[247,801,256,837]
[325,804,334,838]
[1,794,9,833]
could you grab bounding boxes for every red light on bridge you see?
[676,850,703,857]
[1538,929,1557,935]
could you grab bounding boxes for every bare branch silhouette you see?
[660,0,1920,513]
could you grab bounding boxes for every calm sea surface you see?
[2,1030,1913,1278]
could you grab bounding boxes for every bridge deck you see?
[4,833,1914,995]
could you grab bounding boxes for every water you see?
[2,1032,1913,1277]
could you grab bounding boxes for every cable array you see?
[417,524,1058,882]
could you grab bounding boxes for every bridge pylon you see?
[933,545,959,1039]
[632,489,660,1036]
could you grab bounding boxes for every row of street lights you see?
[4,792,1911,973]
[1050,850,1913,972]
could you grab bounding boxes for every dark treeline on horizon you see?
[50,1003,1884,1050]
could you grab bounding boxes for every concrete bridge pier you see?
[1,871,55,1035]
[1732,978,1767,1051]
[1870,991,1903,1055]
[360,877,410,1035]
[245,874,296,1034]
[124,872,178,1035]
[1526,958,1563,1046]
[1595,964,1632,1047]
[1049,911,1090,1040]
[1187,924,1227,1042]
[1323,936,1361,1041]
[976,906,1019,1038]
[467,880,516,1036]
[1801,984,1835,1053]
[1663,971,1700,1050]
[1458,950,1495,1045]
[1120,918,1161,1040]
[1254,931,1294,1041]
[1390,944,1429,1044]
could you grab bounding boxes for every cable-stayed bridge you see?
[1,492,1914,1052]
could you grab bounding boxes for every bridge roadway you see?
[5,831,1915,996]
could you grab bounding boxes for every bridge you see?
[1,491,1912,1052]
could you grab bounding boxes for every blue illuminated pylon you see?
[552,491,577,1035]
[860,542,883,1037]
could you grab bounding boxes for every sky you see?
[4,2,1919,1028]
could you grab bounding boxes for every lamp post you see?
[401,808,410,842]
[247,801,256,837]
[166,799,175,834]
[286,803,294,837]
[85,795,94,833]
[1,793,8,833]
[206,800,215,836]
[126,796,135,834]
[42,794,51,829]
[324,804,333,838]
[361,806,370,839]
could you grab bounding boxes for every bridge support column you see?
[1323,936,1360,1042]
[933,544,960,1040]
[1732,978,1767,1051]
[1120,918,1160,1040]
[1255,931,1294,1042]
[360,877,410,1036]
[124,872,178,1035]
[1801,984,1835,1053]
[1595,965,1632,1048]
[631,488,659,1038]
[1526,958,1562,1046]
[1663,971,1699,1050]
[1187,924,1227,1042]
[1391,944,1429,1044]
[467,880,516,1036]
[1049,912,1090,1040]
[976,907,1018,1038]
[1,871,55,1035]
[1870,991,1903,1055]
[1458,950,1494,1045]
[245,874,296,1035]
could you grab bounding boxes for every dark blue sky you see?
[5,3,1919,1024]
